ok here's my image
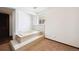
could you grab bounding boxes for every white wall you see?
[15,9,33,34]
[32,15,39,25]
[39,7,79,48]
[32,15,45,33]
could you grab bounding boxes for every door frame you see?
[9,8,16,40]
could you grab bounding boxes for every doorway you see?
[0,13,11,43]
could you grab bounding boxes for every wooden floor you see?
[26,38,79,51]
[0,37,11,51]
[0,38,79,51]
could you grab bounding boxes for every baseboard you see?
[45,37,79,49]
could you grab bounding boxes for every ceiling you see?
[24,7,47,13]
[0,7,47,14]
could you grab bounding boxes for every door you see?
[0,13,9,38]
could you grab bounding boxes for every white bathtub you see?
[17,30,41,37]
[10,30,44,50]
[16,30,42,43]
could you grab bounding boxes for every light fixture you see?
[33,7,38,9]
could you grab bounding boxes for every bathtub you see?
[10,30,44,50]
[16,30,42,43]
[17,30,41,38]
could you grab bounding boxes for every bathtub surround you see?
[10,7,45,51]
[12,7,45,40]
[15,9,32,34]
